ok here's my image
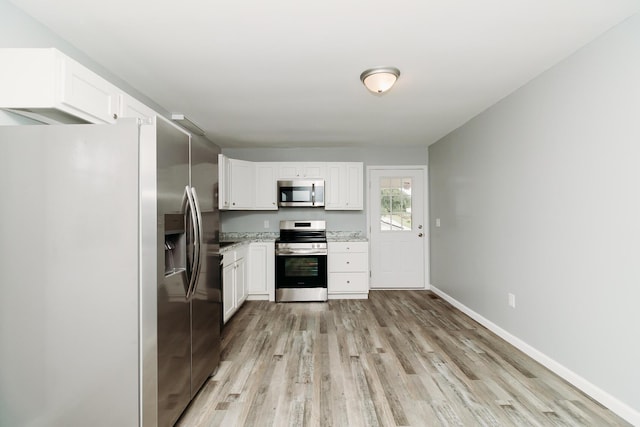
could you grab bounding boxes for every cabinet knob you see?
[232,202,236,206]
[347,280,350,284]
[346,261,350,264]
[113,113,118,119]
[418,233,423,237]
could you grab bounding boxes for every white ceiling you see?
[9,0,640,148]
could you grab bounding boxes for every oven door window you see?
[276,255,327,288]
[284,257,318,276]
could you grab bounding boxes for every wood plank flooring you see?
[177,290,629,427]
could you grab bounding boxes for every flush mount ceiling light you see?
[360,67,401,94]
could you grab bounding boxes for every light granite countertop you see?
[219,232,277,253]
[219,231,367,252]
[326,232,368,242]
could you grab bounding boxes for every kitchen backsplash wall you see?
[220,209,365,233]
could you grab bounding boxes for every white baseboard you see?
[429,284,640,426]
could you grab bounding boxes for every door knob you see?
[418,233,423,237]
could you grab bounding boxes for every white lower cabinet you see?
[223,241,276,322]
[328,241,369,299]
[247,242,275,301]
[222,246,247,323]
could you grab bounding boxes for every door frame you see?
[366,165,430,290]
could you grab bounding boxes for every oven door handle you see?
[276,249,328,256]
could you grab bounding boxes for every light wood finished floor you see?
[177,290,629,426]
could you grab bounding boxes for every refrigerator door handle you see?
[184,185,200,299]
[186,186,204,299]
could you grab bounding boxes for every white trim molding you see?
[429,284,640,426]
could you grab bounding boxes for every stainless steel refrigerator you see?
[0,116,221,427]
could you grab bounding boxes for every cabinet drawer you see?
[328,252,368,272]
[328,241,367,253]
[328,272,368,293]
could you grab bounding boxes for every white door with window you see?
[368,168,427,289]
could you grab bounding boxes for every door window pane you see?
[380,177,412,231]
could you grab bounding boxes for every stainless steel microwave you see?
[277,180,325,207]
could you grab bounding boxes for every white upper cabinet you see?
[228,158,255,209]
[325,162,363,210]
[219,157,277,211]
[117,93,156,120]
[218,154,231,209]
[218,157,363,211]
[254,163,278,210]
[0,48,158,125]
[61,55,120,123]
[0,48,120,124]
[277,163,326,179]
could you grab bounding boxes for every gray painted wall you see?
[429,14,640,414]
[221,147,427,233]
[223,146,427,164]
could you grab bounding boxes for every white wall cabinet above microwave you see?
[0,48,157,124]
[277,163,326,179]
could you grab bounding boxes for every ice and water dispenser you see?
[163,214,188,294]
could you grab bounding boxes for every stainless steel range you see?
[275,220,328,302]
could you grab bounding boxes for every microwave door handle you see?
[312,183,315,206]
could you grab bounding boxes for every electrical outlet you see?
[508,293,516,308]
[435,218,441,227]
[263,220,269,229]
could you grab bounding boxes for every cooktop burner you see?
[277,220,327,244]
